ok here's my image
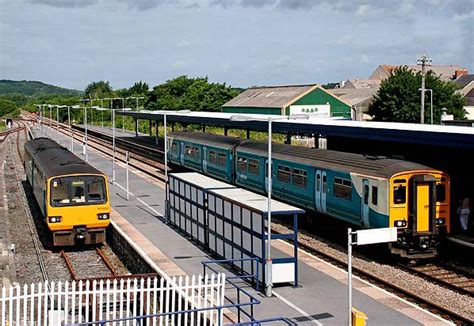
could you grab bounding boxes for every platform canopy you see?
[117,110,474,149]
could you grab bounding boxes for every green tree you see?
[146,76,239,112]
[129,81,149,96]
[368,66,465,123]
[84,81,113,99]
[0,99,18,117]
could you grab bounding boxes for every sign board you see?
[354,227,397,246]
[289,104,330,118]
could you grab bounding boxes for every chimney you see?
[455,69,468,79]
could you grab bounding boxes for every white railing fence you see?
[1,274,225,326]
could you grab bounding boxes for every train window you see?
[209,151,217,165]
[293,169,307,188]
[248,159,259,175]
[51,179,70,205]
[436,184,446,202]
[372,186,378,205]
[185,145,192,155]
[87,178,106,203]
[50,176,106,207]
[316,174,321,192]
[217,153,227,166]
[71,180,86,203]
[322,175,327,193]
[364,184,369,205]
[334,177,352,200]
[393,185,406,204]
[171,143,178,155]
[277,165,291,183]
[237,157,247,173]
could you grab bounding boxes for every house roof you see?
[344,78,381,89]
[466,89,474,106]
[222,84,318,109]
[328,88,378,107]
[375,64,464,81]
[454,74,474,88]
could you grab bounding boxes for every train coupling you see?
[74,226,88,240]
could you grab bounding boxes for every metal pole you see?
[430,90,433,125]
[49,106,52,137]
[68,106,73,152]
[83,106,88,162]
[265,118,273,297]
[164,112,168,222]
[348,228,352,326]
[421,64,426,124]
[56,106,59,143]
[122,98,125,133]
[112,104,116,184]
[126,151,130,200]
[101,111,104,128]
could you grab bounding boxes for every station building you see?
[221,84,352,119]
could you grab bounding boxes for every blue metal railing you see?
[202,258,261,322]
[202,258,260,292]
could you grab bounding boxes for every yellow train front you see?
[24,138,110,246]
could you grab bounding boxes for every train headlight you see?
[49,216,62,223]
[394,220,407,227]
[435,218,446,225]
[97,213,110,220]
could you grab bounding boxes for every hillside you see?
[0,80,82,96]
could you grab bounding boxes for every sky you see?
[0,0,473,90]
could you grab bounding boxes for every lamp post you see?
[419,88,434,125]
[417,53,432,124]
[153,110,191,220]
[54,105,67,144]
[229,113,309,297]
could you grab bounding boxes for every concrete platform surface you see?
[31,125,451,325]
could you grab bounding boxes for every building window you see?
[293,168,307,188]
[372,186,378,205]
[248,159,259,175]
[237,157,247,173]
[277,165,291,183]
[334,177,352,200]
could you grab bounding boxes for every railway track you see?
[28,113,474,324]
[60,247,119,281]
[5,121,50,283]
[33,115,168,183]
[400,262,474,297]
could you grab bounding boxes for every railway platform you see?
[30,124,452,325]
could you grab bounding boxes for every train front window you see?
[50,176,106,207]
[436,184,446,202]
[51,179,69,205]
[393,185,406,204]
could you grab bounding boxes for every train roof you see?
[170,131,242,149]
[24,138,104,179]
[237,140,432,178]
[170,132,433,178]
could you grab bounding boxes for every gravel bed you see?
[272,221,474,321]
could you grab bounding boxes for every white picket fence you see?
[1,274,226,326]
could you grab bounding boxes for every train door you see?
[361,179,370,227]
[410,175,435,233]
[321,171,327,214]
[315,170,327,213]
[179,142,184,165]
[315,170,322,212]
[203,147,208,173]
